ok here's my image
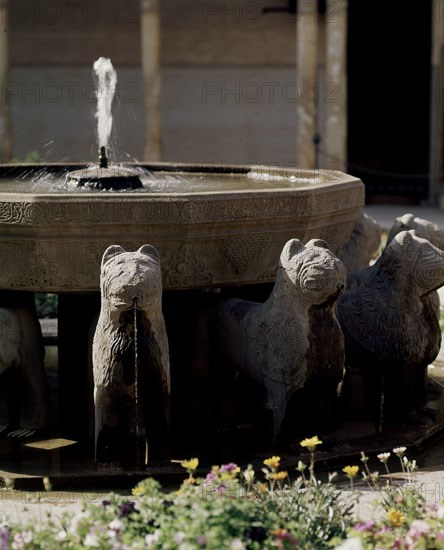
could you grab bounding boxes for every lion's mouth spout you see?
[316,283,345,308]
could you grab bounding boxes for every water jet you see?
[66,147,143,190]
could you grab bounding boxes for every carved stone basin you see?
[0,163,364,292]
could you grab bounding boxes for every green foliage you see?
[2,446,444,549]
[24,150,41,163]
[9,150,41,163]
[0,462,353,549]
[347,450,442,549]
[380,483,426,525]
[35,293,58,318]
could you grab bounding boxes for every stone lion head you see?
[100,244,163,312]
[387,213,444,251]
[381,230,444,294]
[278,238,346,305]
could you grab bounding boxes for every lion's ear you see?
[395,229,415,246]
[281,238,305,263]
[102,245,125,265]
[307,238,330,250]
[397,213,415,229]
[137,244,160,262]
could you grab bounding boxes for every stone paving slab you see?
[0,490,99,524]
[0,482,428,525]
[364,205,444,230]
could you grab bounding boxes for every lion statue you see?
[337,230,444,425]
[0,293,49,438]
[348,213,444,296]
[339,212,382,274]
[192,238,346,442]
[93,245,170,467]
[387,213,444,250]
[387,213,444,317]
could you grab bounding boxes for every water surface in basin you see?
[0,166,325,194]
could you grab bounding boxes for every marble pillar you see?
[141,0,163,161]
[0,4,12,162]
[295,0,318,169]
[324,0,348,172]
[430,0,444,206]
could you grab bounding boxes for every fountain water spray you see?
[66,58,142,189]
[94,57,117,166]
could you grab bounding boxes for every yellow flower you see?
[269,471,288,481]
[257,482,267,494]
[300,436,322,451]
[220,471,240,481]
[387,508,405,527]
[132,486,142,496]
[263,456,281,470]
[180,458,199,471]
[183,476,196,485]
[342,465,359,478]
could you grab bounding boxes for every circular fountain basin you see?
[0,163,364,292]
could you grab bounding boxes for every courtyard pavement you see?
[364,205,444,229]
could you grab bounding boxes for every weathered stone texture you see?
[339,212,382,275]
[0,166,364,292]
[0,299,49,434]
[93,245,170,466]
[338,230,444,423]
[193,238,346,440]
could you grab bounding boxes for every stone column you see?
[429,0,444,206]
[295,0,318,169]
[141,0,163,161]
[324,0,348,172]
[0,4,12,162]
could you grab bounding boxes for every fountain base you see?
[66,166,143,190]
[1,382,444,489]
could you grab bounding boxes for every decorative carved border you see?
[0,183,364,226]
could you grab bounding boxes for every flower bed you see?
[0,439,442,549]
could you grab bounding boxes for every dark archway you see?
[347,1,432,204]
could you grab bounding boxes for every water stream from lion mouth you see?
[133,296,146,468]
[378,381,385,434]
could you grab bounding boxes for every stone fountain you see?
[0,57,372,476]
[0,161,364,455]
[0,57,443,481]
